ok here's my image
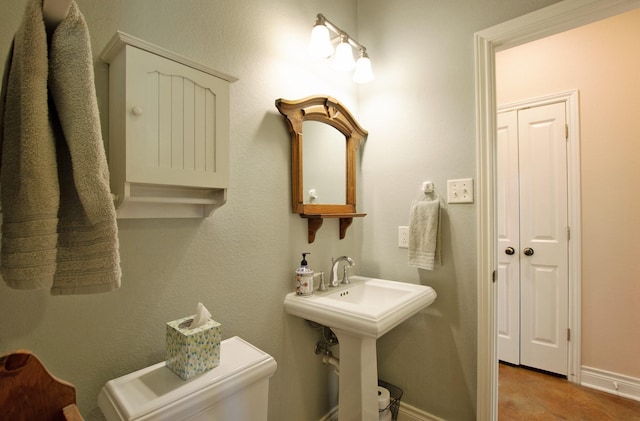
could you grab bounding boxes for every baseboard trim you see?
[397,401,445,421]
[319,406,338,421]
[320,401,444,421]
[320,402,445,421]
[581,366,640,402]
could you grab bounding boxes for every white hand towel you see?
[408,198,440,270]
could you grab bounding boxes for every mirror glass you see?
[303,121,346,204]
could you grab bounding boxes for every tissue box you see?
[166,316,222,380]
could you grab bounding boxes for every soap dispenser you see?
[295,253,314,296]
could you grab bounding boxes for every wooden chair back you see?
[0,351,83,421]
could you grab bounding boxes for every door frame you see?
[474,1,640,419]
[498,90,580,376]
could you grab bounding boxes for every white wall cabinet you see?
[100,31,237,218]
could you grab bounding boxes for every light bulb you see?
[332,38,355,72]
[353,53,374,83]
[309,24,333,59]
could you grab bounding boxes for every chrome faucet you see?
[330,256,355,287]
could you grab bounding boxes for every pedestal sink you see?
[284,276,437,420]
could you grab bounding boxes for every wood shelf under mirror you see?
[301,213,366,243]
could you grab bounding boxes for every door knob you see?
[505,247,515,255]
[523,247,534,256]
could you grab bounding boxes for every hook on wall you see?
[422,181,434,194]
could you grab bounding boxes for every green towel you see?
[0,0,121,294]
[0,0,59,290]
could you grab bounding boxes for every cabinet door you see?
[125,46,229,188]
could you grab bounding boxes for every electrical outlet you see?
[398,226,409,248]
[447,178,474,203]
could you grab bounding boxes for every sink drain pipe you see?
[310,324,340,375]
[321,350,340,375]
[315,340,340,375]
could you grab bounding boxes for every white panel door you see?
[497,110,520,365]
[497,102,569,376]
[518,102,569,375]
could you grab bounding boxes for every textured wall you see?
[0,0,559,420]
[357,1,559,419]
[0,1,360,420]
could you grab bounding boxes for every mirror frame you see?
[275,95,368,243]
[275,95,367,215]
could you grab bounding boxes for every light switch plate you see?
[447,178,474,203]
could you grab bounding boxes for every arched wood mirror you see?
[275,95,367,243]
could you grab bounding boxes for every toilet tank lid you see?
[98,336,277,421]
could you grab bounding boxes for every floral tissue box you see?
[166,315,221,380]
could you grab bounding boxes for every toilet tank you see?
[98,336,277,421]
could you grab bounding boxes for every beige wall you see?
[496,9,640,379]
[0,1,560,420]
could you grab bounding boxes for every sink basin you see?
[284,275,437,338]
[284,275,437,420]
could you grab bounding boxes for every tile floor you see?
[498,363,640,420]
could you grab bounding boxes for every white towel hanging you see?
[408,181,442,270]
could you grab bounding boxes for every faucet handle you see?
[316,272,327,291]
[341,266,351,284]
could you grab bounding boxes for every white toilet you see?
[98,336,277,421]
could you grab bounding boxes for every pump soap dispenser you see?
[295,253,314,296]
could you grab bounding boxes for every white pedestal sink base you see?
[283,276,437,420]
[333,328,379,420]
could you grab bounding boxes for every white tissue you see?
[190,302,212,328]
[377,386,390,410]
[377,386,392,421]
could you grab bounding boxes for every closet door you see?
[497,102,569,376]
[518,103,569,376]
[497,110,520,365]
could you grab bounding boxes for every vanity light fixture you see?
[308,13,374,84]
[309,18,333,59]
[332,35,356,72]
[352,50,374,84]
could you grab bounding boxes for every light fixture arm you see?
[316,13,367,55]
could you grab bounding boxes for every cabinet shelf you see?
[301,213,366,243]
